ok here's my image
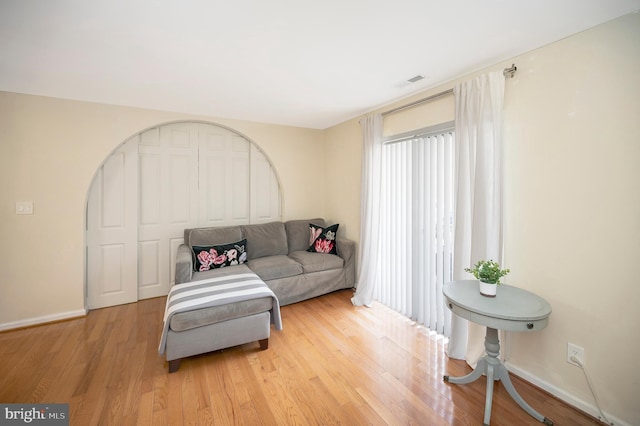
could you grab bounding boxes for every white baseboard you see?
[505,361,628,426]
[0,309,87,332]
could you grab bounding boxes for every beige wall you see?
[324,12,640,425]
[503,12,640,424]
[323,119,362,240]
[0,93,324,326]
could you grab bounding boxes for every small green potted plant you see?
[464,260,510,297]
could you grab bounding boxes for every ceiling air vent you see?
[407,75,425,83]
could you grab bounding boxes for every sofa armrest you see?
[175,244,193,284]
[337,238,356,287]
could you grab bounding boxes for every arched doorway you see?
[86,121,282,309]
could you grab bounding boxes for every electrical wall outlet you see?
[567,343,585,367]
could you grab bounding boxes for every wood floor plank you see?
[135,391,154,425]
[0,289,604,425]
[166,370,183,426]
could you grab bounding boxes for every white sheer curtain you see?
[351,114,383,307]
[447,71,506,362]
[353,114,454,336]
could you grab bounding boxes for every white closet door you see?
[137,124,199,299]
[198,124,251,227]
[86,138,138,309]
[87,121,282,309]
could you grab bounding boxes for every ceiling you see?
[1,1,639,129]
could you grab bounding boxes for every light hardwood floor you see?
[0,289,600,425]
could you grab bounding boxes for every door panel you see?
[138,124,198,300]
[139,152,161,226]
[86,138,138,309]
[168,152,193,224]
[99,245,126,293]
[231,149,250,222]
[198,125,250,226]
[138,240,159,287]
[202,153,226,223]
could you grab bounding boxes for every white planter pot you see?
[479,280,497,297]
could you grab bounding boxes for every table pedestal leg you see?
[443,327,553,426]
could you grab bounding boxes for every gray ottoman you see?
[161,265,279,373]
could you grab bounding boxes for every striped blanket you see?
[158,272,282,355]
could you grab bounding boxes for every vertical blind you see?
[374,130,455,337]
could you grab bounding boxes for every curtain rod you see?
[382,89,453,117]
[382,64,517,117]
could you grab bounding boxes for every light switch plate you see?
[16,201,34,215]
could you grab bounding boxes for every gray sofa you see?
[175,218,356,305]
[162,218,356,372]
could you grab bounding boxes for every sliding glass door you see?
[375,128,454,337]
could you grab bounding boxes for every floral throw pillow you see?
[307,223,339,255]
[193,239,248,272]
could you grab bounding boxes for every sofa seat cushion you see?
[246,255,303,281]
[169,298,273,332]
[288,251,344,273]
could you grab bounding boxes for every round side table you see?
[443,280,553,426]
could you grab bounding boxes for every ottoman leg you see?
[259,338,269,350]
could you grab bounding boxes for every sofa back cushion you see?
[241,221,288,259]
[184,226,243,249]
[285,218,325,253]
